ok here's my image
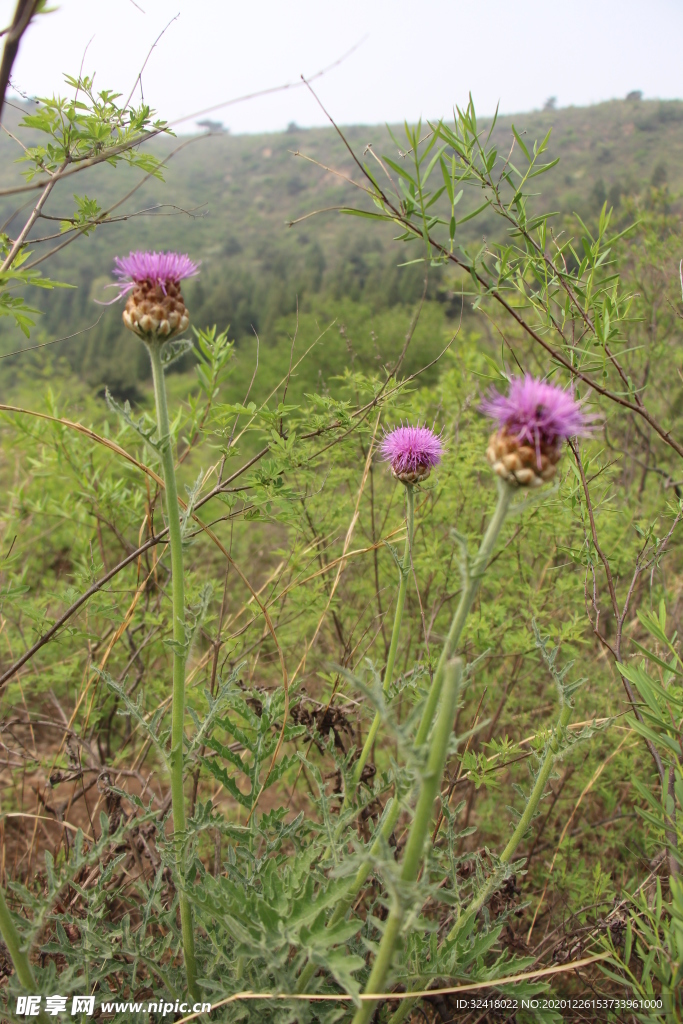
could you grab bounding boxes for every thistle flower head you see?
[481,375,593,487]
[112,250,199,297]
[111,251,199,342]
[481,375,591,447]
[380,424,444,485]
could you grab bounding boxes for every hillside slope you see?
[0,95,681,398]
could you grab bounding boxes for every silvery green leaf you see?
[160,336,193,368]
[105,387,160,452]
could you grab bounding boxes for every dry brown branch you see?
[0,0,40,125]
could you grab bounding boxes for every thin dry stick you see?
[174,954,609,1023]
[0,129,166,200]
[267,531,406,609]
[0,404,166,488]
[0,315,103,361]
[525,734,635,943]
[0,533,164,693]
[287,412,381,795]
[170,40,367,130]
[1,159,68,271]
[291,411,381,688]
[2,813,94,844]
[122,14,180,109]
[20,144,209,270]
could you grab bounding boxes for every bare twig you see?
[170,38,367,129]
[123,14,180,110]
[0,314,103,360]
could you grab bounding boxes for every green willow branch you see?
[303,86,683,461]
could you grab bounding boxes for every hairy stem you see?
[299,481,512,997]
[415,478,513,747]
[0,884,38,991]
[352,659,461,1024]
[148,342,197,999]
[347,485,414,798]
[386,695,573,1024]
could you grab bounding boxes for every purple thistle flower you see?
[110,250,200,299]
[480,375,592,450]
[380,424,444,483]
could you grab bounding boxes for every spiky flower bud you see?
[380,424,444,485]
[111,251,199,343]
[481,375,592,487]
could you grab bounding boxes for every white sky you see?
[3,0,683,134]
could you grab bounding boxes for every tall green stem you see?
[299,479,511,999]
[385,696,573,1024]
[299,482,513,997]
[351,660,462,1024]
[347,485,414,801]
[0,885,38,991]
[414,479,513,747]
[148,343,197,999]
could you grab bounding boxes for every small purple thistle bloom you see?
[480,375,592,449]
[380,424,444,480]
[111,250,200,298]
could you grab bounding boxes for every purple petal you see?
[480,375,595,446]
[380,424,444,474]
[112,251,200,291]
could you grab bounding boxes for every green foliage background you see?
[0,86,682,1022]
